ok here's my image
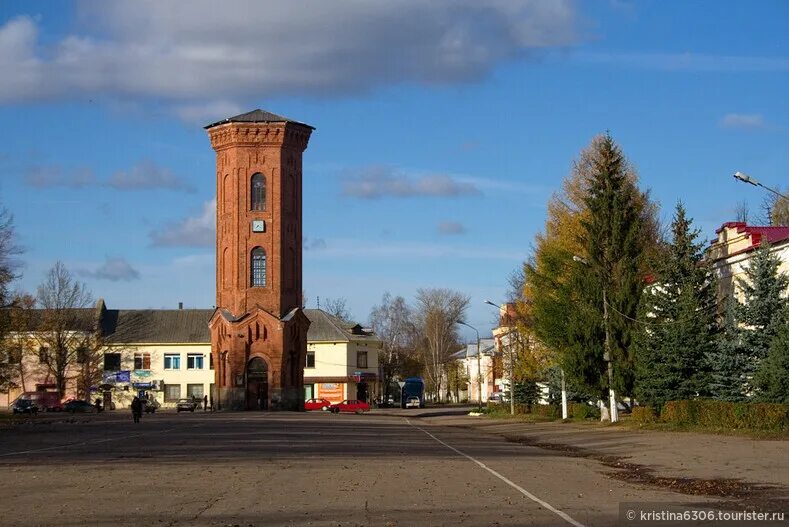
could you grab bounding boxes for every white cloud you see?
[79,257,141,281]
[0,2,579,114]
[342,166,480,199]
[437,221,467,235]
[108,160,193,191]
[309,238,525,261]
[24,160,191,191]
[575,51,789,72]
[719,113,767,130]
[24,165,96,188]
[150,199,216,247]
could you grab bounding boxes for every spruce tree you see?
[634,203,718,408]
[707,297,747,401]
[736,243,789,393]
[577,134,651,400]
[754,306,789,403]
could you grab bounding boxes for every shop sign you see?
[318,383,344,402]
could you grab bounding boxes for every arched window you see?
[251,247,266,287]
[251,173,266,211]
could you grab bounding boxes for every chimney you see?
[178,302,183,310]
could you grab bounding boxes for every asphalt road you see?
[0,409,733,526]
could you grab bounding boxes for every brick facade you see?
[205,111,313,410]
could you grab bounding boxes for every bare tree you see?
[414,288,469,401]
[761,192,789,226]
[33,262,100,399]
[0,207,23,392]
[323,297,353,322]
[1,293,36,394]
[369,292,413,402]
[734,201,750,223]
[0,207,22,309]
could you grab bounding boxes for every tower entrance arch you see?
[247,357,269,410]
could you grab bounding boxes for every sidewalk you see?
[425,415,789,490]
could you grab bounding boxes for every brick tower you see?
[205,109,313,410]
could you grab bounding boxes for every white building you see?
[450,338,497,403]
[101,306,214,409]
[303,309,381,403]
[708,222,789,301]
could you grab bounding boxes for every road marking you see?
[407,419,587,527]
[0,427,178,458]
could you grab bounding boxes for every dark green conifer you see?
[634,202,718,408]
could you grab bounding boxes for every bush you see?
[531,404,560,419]
[631,406,658,424]
[660,400,789,431]
[569,403,599,420]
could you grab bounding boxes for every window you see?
[251,247,266,287]
[164,384,181,402]
[187,384,204,399]
[38,346,49,363]
[357,351,368,368]
[164,354,181,370]
[76,347,88,364]
[187,354,204,370]
[134,352,151,370]
[251,173,266,211]
[306,351,315,368]
[104,353,121,371]
[8,345,22,364]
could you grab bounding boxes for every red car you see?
[329,399,370,414]
[304,398,332,411]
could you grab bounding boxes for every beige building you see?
[101,307,214,409]
[708,222,789,301]
[2,303,382,409]
[303,309,381,403]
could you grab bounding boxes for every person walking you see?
[131,396,142,423]
[203,394,208,412]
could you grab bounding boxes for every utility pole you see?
[602,288,618,423]
[457,320,482,410]
[509,339,515,415]
[574,255,618,423]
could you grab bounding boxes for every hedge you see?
[659,400,789,431]
[631,406,658,424]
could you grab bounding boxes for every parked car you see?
[329,399,371,414]
[176,398,197,412]
[489,392,508,403]
[12,398,39,414]
[142,398,160,414]
[404,396,421,409]
[16,391,62,412]
[304,398,332,411]
[63,399,98,413]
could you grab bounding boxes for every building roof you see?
[22,308,99,332]
[204,109,314,130]
[710,222,789,261]
[716,222,789,247]
[102,309,213,344]
[303,309,378,343]
[450,338,496,360]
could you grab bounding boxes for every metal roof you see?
[102,309,213,344]
[303,309,379,343]
[204,109,314,130]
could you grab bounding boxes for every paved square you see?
[1,410,723,526]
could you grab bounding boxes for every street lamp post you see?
[733,171,788,200]
[457,320,482,411]
[573,255,618,423]
[484,300,515,416]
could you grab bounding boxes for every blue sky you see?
[1,1,787,339]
